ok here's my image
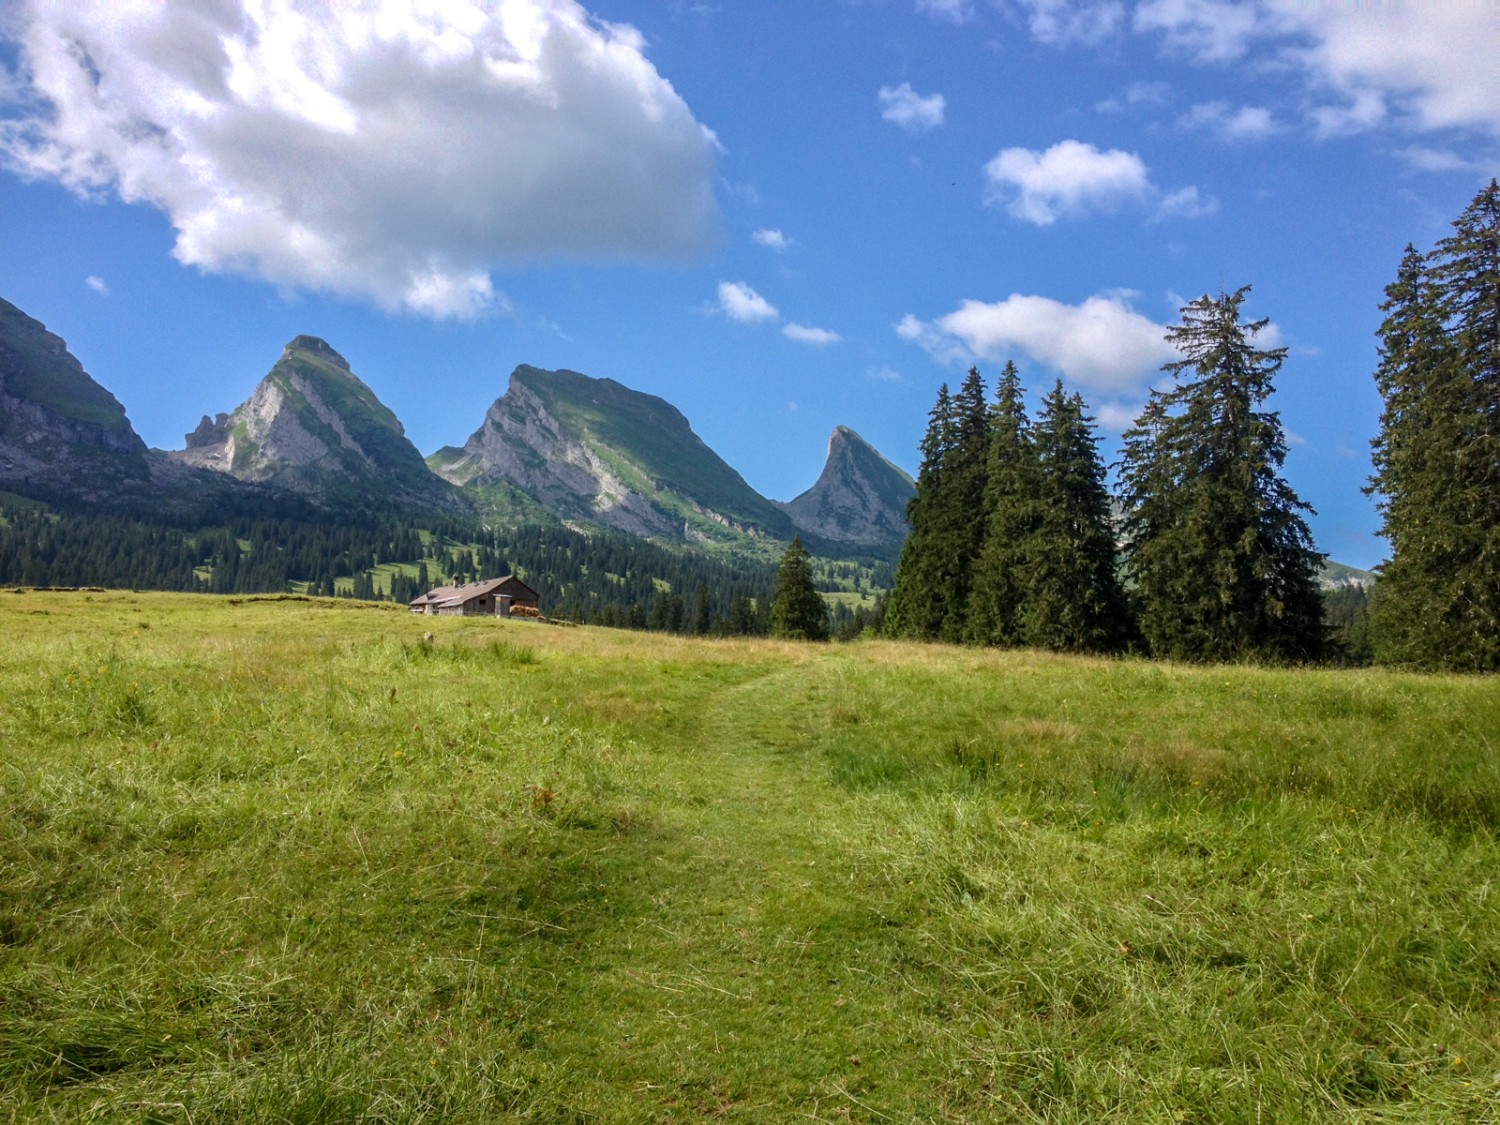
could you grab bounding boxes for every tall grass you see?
[1,591,1497,1121]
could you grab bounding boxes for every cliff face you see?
[431,365,798,543]
[0,297,150,498]
[169,336,462,511]
[778,426,914,555]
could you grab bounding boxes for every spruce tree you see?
[1119,287,1324,663]
[966,361,1038,646]
[885,384,956,639]
[1021,382,1131,653]
[769,536,829,641]
[1369,181,1500,670]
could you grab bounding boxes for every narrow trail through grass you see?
[2,592,1498,1122]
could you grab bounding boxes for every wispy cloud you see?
[783,323,841,346]
[1179,102,1279,142]
[717,281,778,323]
[84,275,108,296]
[915,0,974,23]
[752,228,792,251]
[879,83,946,133]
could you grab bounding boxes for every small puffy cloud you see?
[1180,102,1278,142]
[1014,0,1124,48]
[718,280,777,323]
[783,323,840,346]
[898,291,1180,394]
[752,228,791,250]
[916,0,975,22]
[84,275,107,295]
[1155,185,1219,220]
[984,140,1151,224]
[1096,80,1171,114]
[0,0,719,320]
[879,82,946,133]
[868,365,903,383]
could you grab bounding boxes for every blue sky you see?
[2,0,1496,569]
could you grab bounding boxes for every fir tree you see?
[770,536,829,641]
[1369,182,1500,670]
[965,361,1037,646]
[1119,286,1324,663]
[1020,382,1131,653]
[884,384,955,639]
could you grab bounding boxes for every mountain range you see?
[0,297,914,558]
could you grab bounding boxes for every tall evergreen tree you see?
[1119,286,1324,663]
[965,361,1038,646]
[885,384,956,639]
[885,370,990,641]
[1021,382,1131,653]
[1369,181,1500,670]
[769,536,829,641]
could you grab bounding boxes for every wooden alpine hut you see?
[408,575,541,617]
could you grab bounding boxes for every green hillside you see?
[0,298,139,434]
[3,591,1496,1120]
[513,365,798,541]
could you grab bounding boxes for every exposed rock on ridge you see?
[0,297,150,498]
[778,426,914,555]
[170,335,461,510]
[431,365,798,543]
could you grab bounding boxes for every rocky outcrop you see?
[434,365,797,543]
[169,335,462,511]
[778,426,914,556]
[0,297,150,499]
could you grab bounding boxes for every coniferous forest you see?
[886,179,1499,670]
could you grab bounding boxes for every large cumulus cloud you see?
[0,0,720,318]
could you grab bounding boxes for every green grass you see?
[2,591,1498,1121]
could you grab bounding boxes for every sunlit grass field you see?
[2,590,1498,1122]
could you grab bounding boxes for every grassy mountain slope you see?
[0,297,140,434]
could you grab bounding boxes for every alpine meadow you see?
[2,0,1500,1119]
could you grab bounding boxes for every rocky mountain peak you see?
[778,426,914,558]
[282,335,350,370]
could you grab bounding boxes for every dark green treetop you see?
[770,536,829,641]
[1020,381,1131,654]
[1119,286,1323,663]
[1369,181,1500,670]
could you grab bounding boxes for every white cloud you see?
[898,291,1180,394]
[878,82,946,133]
[1096,80,1171,113]
[868,365,903,382]
[1180,101,1278,142]
[84,274,107,295]
[783,323,840,346]
[0,0,719,319]
[1014,0,1124,47]
[983,140,1151,224]
[718,280,777,323]
[1154,185,1219,220]
[752,228,791,250]
[1133,0,1500,139]
[1133,0,1262,63]
[1394,146,1494,175]
[916,0,975,23]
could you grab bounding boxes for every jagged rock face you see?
[170,335,459,509]
[778,426,914,553]
[433,365,797,543]
[0,297,149,496]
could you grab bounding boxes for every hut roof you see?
[408,574,537,610]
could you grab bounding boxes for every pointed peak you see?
[282,335,350,371]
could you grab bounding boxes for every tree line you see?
[881,181,1498,670]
